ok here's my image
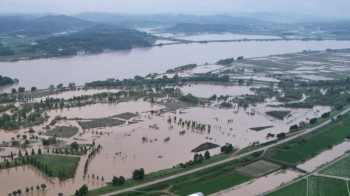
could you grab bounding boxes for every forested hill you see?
[25,25,156,56]
[0,15,95,36]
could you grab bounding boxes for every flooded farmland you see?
[1,46,350,196]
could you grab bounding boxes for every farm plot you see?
[175,172,252,196]
[236,160,281,177]
[308,176,348,196]
[266,179,307,196]
[322,125,350,140]
[271,150,309,164]
[292,136,337,155]
[320,155,350,178]
[341,116,350,125]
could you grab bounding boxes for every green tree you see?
[36,185,40,190]
[17,189,22,194]
[204,150,210,159]
[132,168,145,180]
[11,88,17,93]
[12,191,17,196]
[18,150,22,157]
[18,87,25,93]
[31,148,35,155]
[70,142,79,151]
[38,148,42,154]
[277,132,286,139]
[26,187,29,193]
[76,184,88,195]
[41,183,46,190]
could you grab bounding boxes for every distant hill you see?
[0,15,95,36]
[25,24,156,56]
[73,12,265,27]
[166,23,249,34]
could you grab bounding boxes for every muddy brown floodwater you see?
[298,140,350,172]
[180,84,258,98]
[1,40,350,92]
[0,98,332,195]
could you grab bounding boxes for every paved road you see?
[102,107,350,196]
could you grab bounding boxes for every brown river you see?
[1,40,350,92]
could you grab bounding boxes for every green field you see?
[270,125,350,164]
[174,172,252,196]
[266,179,307,196]
[320,155,350,178]
[34,155,80,180]
[271,150,309,164]
[322,125,350,140]
[292,136,336,154]
[308,176,348,196]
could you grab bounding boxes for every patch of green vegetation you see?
[284,102,314,108]
[271,150,309,164]
[322,125,350,140]
[174,172,252,196]
[0,75,15,86]
[292,136,337,155]
[78,118,125,129]
[114,112,138,120]
[220,102,232,108]
[0,154,80,180]
[308,176,348,196]
[266,179,307,196]
[44,126,79,138]
[320,155,350,178]
[111,192,168,196]
[266,111,291,120]
[0,103,15,112]
[34,154,80,180]
[217,58,234,65]
[277,88,303,102]
[306,88,350,106]
[250,126,274,131]
[179,94,200,104]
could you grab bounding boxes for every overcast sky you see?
[0,0,349,18]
